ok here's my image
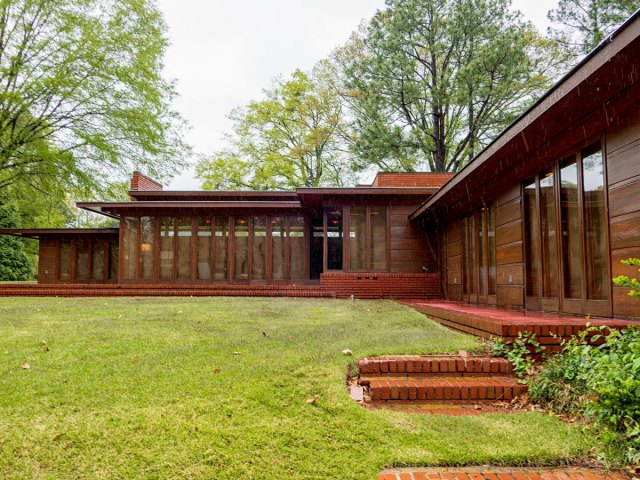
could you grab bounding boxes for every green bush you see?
[492,331,545,377]
[613,258,640,299]
[529,325,640,464]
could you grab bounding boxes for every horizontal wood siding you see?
[37,238,57,284]
[606,108,640,318]
[494,186,524,308]
[445,218,463,301]
[389,205,437,274]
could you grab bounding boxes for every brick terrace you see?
[378,469,629,480]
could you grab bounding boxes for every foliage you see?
[492,332,545,377]
[0,190,32,280]
[0,0,189,194]
[529,325,640,464]
[0,297,589,478]
[613,258,640,299]
[547,0,639,57]
[196,68,353,190]
[340,0,567,173]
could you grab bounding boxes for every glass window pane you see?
[177,217,192,280]
[252,217,266,280]
[290,216,305,280]
[487,204,496,295]
[326,209,343,270]
[159,218,174,280]
[560,158,582,299]
[234,217,249,280]
[463,215,476,294]
[76,238,90,281]
[213,217,228,281]
[122,217,138,280]
[139,217,155,280]
[582,146,608,300]
[108,238,119,281]
[59,239,71,281]
[92,239,106,281]
[371,207,388,271]
[197,217,212,280]
[478,210,487,296]
[540,171,558,298]
[524,179,539,297]
[272,217,287,280]
[349,207,366,271]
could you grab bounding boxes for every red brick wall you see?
[130,171,163,191]
[320,272,440,299]
[372,172,454,188]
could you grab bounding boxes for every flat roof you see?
[0,228,119,239]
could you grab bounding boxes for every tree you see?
[341,0,566,173]
[0,190,32,280]
[0,0,189,193]
[548,0,639,56]
[196,68,353,190]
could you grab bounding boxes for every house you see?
[1,11,639,321]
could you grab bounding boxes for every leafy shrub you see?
[613,258,640,299]
[529,325,640,464]
[492,331,545,377]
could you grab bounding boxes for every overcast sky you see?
[157,0,559,190]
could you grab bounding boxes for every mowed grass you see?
[0,297,589,479]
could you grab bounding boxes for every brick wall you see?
[130,171,163,191]
[372,172,454,188]
[320,272,441,299]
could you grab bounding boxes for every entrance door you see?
[310,216,324,280]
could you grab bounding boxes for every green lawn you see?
[0,297,590,479]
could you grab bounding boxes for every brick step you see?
[358,356,513,376]
[364,376,527,402]
[379,468,629,480]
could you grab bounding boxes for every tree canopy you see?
[0,0,189,194]
[196,68,352,190]
[340,0,566,173]
[548,0,639,56]
[0,189,32,280]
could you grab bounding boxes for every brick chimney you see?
[130,171,163,191]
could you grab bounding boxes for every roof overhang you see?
[78,201,303,217]
[409,9,640,221]
[0,228,119,239]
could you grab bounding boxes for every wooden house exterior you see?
[1,12,639,319]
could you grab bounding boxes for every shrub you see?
[529,325,640,464]
[492,331,545,377]
[613,258,640,299]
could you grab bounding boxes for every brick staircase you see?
[352,355,526,414]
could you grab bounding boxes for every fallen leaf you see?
[306,394,319,405]
[52,433,65,441]
[21,362,30,369]
[232,352,241,355]
[342,349,353,356]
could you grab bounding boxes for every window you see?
[560,158,582,299]
[540,170,558,298]
[326,209,343,270]
[92,239,106,281]
[139,217,155,280]
[197,217,212,281]
[159,217,174,280]
[213,217,228,281]
[176,217,192,280]
[252,217,266,280]
[524,179,540,298]
[234,217,249,280]
[272,217,287,281]
[59,240,71,281]
[349,207,367,271]
[289,216,305,280]
[371,207,388,272]
[122,217,138,280]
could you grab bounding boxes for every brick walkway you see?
[378,468,629,480]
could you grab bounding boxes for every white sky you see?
[158,0,558,190]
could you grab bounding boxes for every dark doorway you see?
[310,216,324,280]
[326,208,343,270]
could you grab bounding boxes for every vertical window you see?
[252,217,266,280]
[59,239,71,281]
[177,217,192,281]
[582,146,608,300]
[159,217,174,280]
[197,217,212,281]
[524,180,540,297]
[540,171,558,298]
[122,217,138,280]
[76,237,90,281]
[290,216,305,280]
[92,239,106,281]
[478,210,487,296]
[108,238,119,281]
[326,209,343,270]
[213,217,228,281]
[487,204,496,296]
[139,217,155,280]
[234,217,249,280]
[370,207,388,271]
[560,158,582,299]
[463,215,476,294]
[349,207,366,271]
[272,217,287,281]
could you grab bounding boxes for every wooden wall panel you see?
[494,188,524,308]
[389,206,437,274]
[38,238,58,284]
[607,107,640,319]
[443,218,463,301]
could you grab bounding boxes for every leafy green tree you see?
[548,0,639,56]
[341,0,566,173]
[0,190,32,280]
[0,0,189,193]
[196,68,353,190]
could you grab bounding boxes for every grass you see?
[0,297,591,479]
